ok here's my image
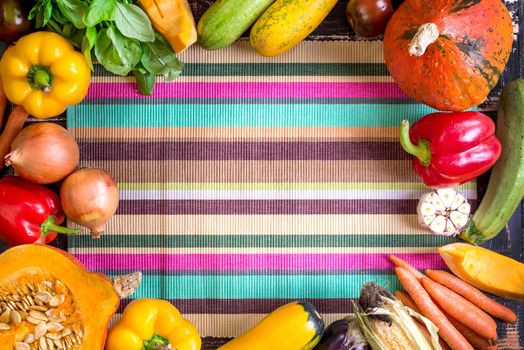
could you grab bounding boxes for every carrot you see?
[395,290,421,312]
[396,290,497,350]
[426,269,517,323]
[0,83,7,129]
[395,267,473,350]
[395,291,453,350]
[446,314,497,350]
[0,106,29,169]
[420,276,498,340]
[390,255,425,280]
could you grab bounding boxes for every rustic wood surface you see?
[0,0,523,348]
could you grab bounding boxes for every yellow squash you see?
[250,0,338,56]
[439,243,524,301]
[106,298,201,350]
[219,301,324,350]
[139,0,197,53]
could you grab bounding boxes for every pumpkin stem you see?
[40,216,81,237]
[408,23,439,56]
[400,120,431,166]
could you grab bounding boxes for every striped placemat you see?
[67,39,473,337]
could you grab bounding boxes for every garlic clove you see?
[430,192,447,211]
[418,201,436,216]
[450,192,466,210]
[420,214,436,227]
[450,210,469,229]
[437,188,457,208]
[429,216,447,234]
[445,218,456,234]
[458,202,471,214]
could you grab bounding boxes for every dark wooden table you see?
[1,0,523,348]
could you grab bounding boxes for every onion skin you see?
[60,168,119,238]
[5,122,79,184]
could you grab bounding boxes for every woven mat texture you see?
[67,40,474,337]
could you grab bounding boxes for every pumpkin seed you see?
[29,310,47,321]
[46,322,64,333]
[29,306,48,312]
[60,328,72,337]
[26,316,41,325]
[35,292,51,304]
[14,342,30,350]
[0,322,10,330]
[49,295,64,308]
[46,337,54,350]
[34,322,47,339]
[0,309,10,323]
[39,337,48,350]
[11,310,22,323]
[45,333,61,340]
[52,340,63,349]
[24,334,35,344]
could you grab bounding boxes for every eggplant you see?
[0,0,32,42]
[313,319,370,350]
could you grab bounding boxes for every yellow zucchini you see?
[250,0,338,56]
[218,301,324,350]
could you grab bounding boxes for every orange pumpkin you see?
[0,245,119,350]
[384,0,513,111]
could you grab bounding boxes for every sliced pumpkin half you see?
[0,245,119,350]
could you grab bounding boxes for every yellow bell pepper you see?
[106,298,202,350]
[0,31,90,119]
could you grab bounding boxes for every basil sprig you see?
[29,0,183,95]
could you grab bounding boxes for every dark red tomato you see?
[0,0,32,42]
[346,0,394,38]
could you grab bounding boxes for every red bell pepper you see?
[0,176,80,246]
[400,111,502,188]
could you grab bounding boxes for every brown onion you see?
[5,122,79,184]
[60,168,119,238]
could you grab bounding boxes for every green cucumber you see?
[460,79,524,244]
[197,0,275,50]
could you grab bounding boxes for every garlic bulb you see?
[417,188,471,236]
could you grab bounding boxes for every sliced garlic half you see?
[417,188,471,236]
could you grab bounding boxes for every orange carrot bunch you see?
[390,255,516,350]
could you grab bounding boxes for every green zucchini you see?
[460,79,524,244]
[197,0,275,50]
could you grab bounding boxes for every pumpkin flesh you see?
[384,0,513,111]
[0,245,119,350]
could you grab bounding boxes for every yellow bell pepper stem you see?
[27,65,52,92]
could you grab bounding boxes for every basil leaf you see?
[32,0,53,28]
[56,0,87,29]
[133,66,156,96]
[82,27,97,71]
[114,2,155,42]
[95,26,142,76]
[141,35,183,81]
[84,0,116,27]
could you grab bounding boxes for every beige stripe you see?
[69,247,438,254]
[109,313,351,337]
[178,39,385,64]
[91,75,394,83]
[73,214,425,236]
[72,127,399,141]
[79,160,417,183]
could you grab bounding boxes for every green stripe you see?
[120,274,401,299]
[69,104,436,128]
[94,63,389,77]
[118,182,476,191]
[69,234,456,248]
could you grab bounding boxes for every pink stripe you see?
[86,82,408,99]
[74,253,445,271]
